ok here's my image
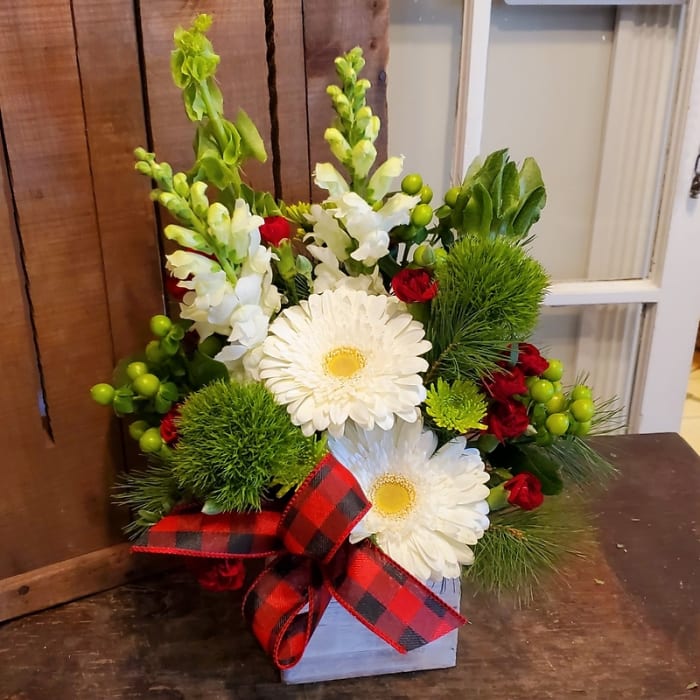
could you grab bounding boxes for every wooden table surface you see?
[1,433,699,699]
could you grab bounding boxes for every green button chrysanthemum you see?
[425,377,488,433]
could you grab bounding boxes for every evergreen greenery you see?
[114,461,185,539]
[463,495,593,602]
[171,380,323,511]
[548,436,617,486]
[425,236,549,384]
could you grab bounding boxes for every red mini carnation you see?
[483,366,527,402]
[260,216,293,246]
[391,268,438,303]
[503,472,544,511]
[516,342,549,376]
[486,400,530,442]
[193,559,246,592]
[160,405,181,445]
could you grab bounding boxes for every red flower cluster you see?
[193,559,247,592]
[486,400,529,442]
[160,405,181,444]
[482,343,548,442]
[503,472,544,510]
[391,268,438,303]
[515,342,549,376]
[260,216,293,246]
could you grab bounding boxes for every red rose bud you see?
[391,268,439,303]
[486,399,530,442]
[193,559,247,592]
[516,342,549,376]
[159,405,181,444]
[483,366,527,402]
[260,216,293,246]
[503,472,544,511]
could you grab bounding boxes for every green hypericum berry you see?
[128,420,150,441]
[444,186,460,207]
[570,398,595,422]
[545,412,570,436]
[419,185,433,204]
[542,358,563,382]
[126,362,149,381]
[139,427,163,454]
[529,379,554,403]
[150,315,173,338]
[410,203,433,228]
[133,373,161,398]
[401,173,423,195]
[90,383,115,406]
[571,384,593,401]
[145,340,166,364]
[544,392,567,414]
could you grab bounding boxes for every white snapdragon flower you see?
[334,191,419,266]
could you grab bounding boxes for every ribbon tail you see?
[243,554,332,669]
[326,542,466,654]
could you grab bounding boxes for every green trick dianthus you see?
[171,379,323,512]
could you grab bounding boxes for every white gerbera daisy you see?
[329,419,490,582]
[259,288,431,437]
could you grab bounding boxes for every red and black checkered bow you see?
[133,454,466,669]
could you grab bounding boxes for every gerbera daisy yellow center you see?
[370,474,416,519]
[323,346,366,378]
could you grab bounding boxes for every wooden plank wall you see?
[0,0,388,621]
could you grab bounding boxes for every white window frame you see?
[454,0,700,432]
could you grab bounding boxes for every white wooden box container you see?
[281,578,461,684]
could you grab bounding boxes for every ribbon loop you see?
[279,454,370,563]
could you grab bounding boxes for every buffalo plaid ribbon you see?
[133,454,466,669]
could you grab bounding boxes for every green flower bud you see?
[324,127,352,163]
[173,172,189,198]
[412,243,436,268]
[133,147,155,162]
[486,483,510,512]
[189,181,210,219]
[275,239,296,281]
[135,161,152,176]
[331,93,352,120]
[355,105,372,129]
[354,79,371,98]
[364,115,381,142]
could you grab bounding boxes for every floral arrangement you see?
[90,15,615,669]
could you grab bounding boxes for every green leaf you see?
[513,186,546,238]
[461,181,493,237]
[183,83,207,122]
[154,394,173,414]
[161,336,180,357]
[235,108,267,163]
[187,349,229,388]
[159,382,180,402]
[475,148,508,193]
[490,443,564,496]
[197,155,234,189]
[499,161,520,220]
[519,156,545,199]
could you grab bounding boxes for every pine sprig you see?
[171,380,321,512]
[464,495,593,602]
[114,461,186,539]
[548,436,617,486]
[425,236,549,383]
